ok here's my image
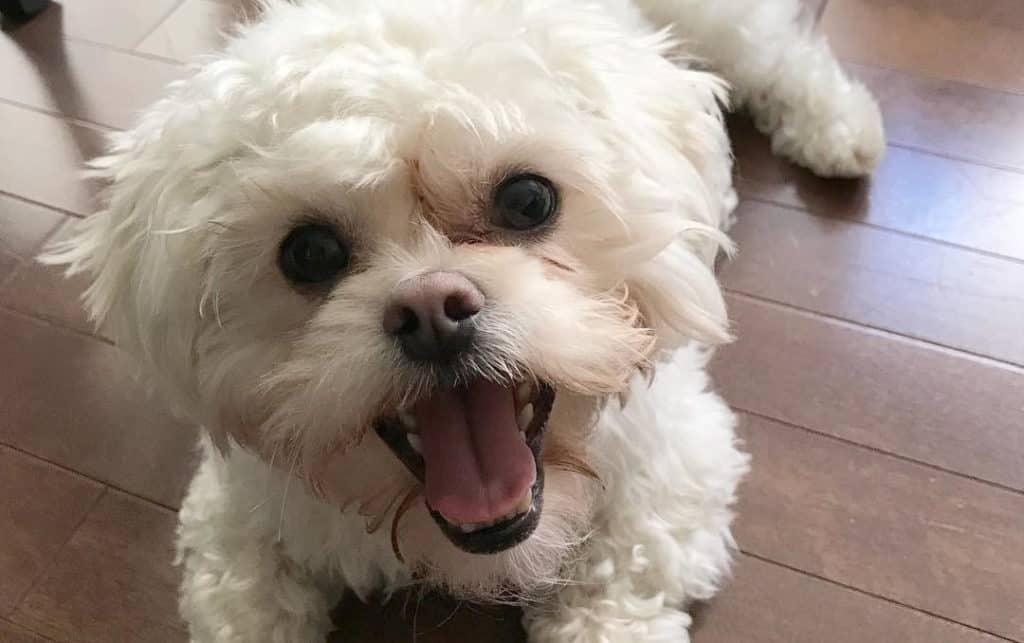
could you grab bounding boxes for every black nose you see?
[382,271,484,362]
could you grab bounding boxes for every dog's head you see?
[47,0,732,597]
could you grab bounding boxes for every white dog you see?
[46,0,883,640]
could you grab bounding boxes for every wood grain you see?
[0,618,50,643]
[710,294,1024,491]
[731,116,1024,262]
[852,63,1024,171]
[0,448,102,616]
[822,0,1024,93]
[693,555,1006,643]
[721,200,1024,365]
[11,491,186,643]
[0,309,197,508]
[734,413,1024,640]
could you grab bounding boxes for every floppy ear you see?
[627,235,731,351]
[40,122,214,424]
[613,57,735,350]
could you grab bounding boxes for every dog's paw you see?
[525,600,692,643]
[769,80,886,178]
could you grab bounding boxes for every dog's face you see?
[50,0,731,597]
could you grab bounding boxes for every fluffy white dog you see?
[46,0,883,640]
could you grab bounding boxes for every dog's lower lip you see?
[374,380,555,553]
[429,475,544,554]
[447,488,533,532]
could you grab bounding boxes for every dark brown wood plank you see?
[851,63,1024,171]
[0,618,51,643]
[0,309,197,508]
[733,413,1024,640]
[710,294,1024,491]
[693,555,1006,643]
[11,491,186,643]
[721,200,1024,365]
[731,117,1024,262]
[0,447,103,616]
[821,0,1024,94]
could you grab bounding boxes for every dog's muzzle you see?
[375,379,554,554]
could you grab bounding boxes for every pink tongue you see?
[415,380,536,525]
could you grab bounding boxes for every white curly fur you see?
[43,0,882,640]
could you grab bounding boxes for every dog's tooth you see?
[399,410,416,430]
[406,433,422,454]
[460,522,481,533]
[516,381,532,406]
[517,403,534,431]
[515,491,533,515]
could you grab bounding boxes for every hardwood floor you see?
[0,1,1020,641]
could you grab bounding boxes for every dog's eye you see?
[491,174,558,231]
[278,224,349,284]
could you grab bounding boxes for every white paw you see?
[525,599,692,643]
[771,80,886,178]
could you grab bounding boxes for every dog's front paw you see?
[524,597,692,643]
[768,79,886,178]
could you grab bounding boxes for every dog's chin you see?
[375,379,555,555]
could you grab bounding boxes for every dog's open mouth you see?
[375,379,555,554]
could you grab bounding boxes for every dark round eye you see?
[491,173,558,231]
[278,224,349,285]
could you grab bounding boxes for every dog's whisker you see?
[410,590,424,643]
[277,456,297,543]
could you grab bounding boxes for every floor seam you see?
[886,140,1024,176]
[0,442,178,513]
[130,0,189,51]
[60,33,186,66]
[0,96,120,132]
[723,289,1024,373]
[738,551,1023,642]
[0,303,113,345]
[732,406,1024,497]
[0,190,86,219]
[736,194,1024,268]
[7,487,107,619]
[842,58,1024,100]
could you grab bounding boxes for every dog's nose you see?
[383,271,484,362]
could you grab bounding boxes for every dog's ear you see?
[610,60,734,350]
[40,122,212,420]
[626,236,732,351]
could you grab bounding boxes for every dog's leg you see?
[633,0,885,177]
[177,446,335,643]
[523,521,736,642]
[525,347,749,642]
